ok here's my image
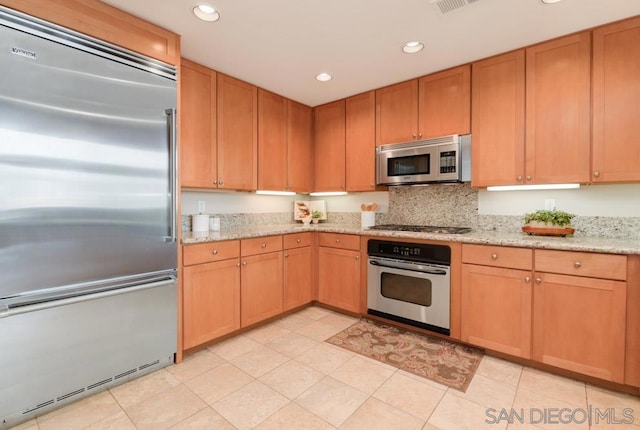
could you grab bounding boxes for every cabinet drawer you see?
[241,235,283,256]
[462,244,532,270]
[535,250,627,281]
[183,240,240,266]
[318,232,360,251]
[284,232,312,249]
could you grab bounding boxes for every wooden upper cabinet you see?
[217,74,258,191]
[287,100,313,193]
[314,99,346,191]
[525,32,591,184]
[2,0,180,65]
[376,80,418,145]
[592,16,640,183]
[180,59,216,188]
[258,90,287,191]
[346,91,376,192]
[418,65,470,139]
[471,50,525,187]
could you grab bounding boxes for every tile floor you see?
[13,306,640,430]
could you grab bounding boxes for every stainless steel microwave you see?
[376,134,471,185]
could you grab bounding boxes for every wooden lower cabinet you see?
[182,258,241,349]
[532,272,627,383]
[283,246,312,311]
[240,251,283,327]
[461,264,532,358]
[317,246,360,313]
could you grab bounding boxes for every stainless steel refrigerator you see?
[0,6,178,427]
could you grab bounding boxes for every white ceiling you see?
[102,0,640,107]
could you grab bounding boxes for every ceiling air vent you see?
[433,0,480,14]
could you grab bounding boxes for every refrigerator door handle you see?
[165,108,178,243]
[1,278,176,318]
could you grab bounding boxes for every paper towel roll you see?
[192,214,210,232]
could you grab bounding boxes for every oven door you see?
[367,257,450,334]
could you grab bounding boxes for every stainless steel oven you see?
[367,240,451,335]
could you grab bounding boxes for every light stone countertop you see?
[181,223,640,255]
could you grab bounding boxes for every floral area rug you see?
[325,318,483,392]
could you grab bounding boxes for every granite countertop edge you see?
[181,224,640,255]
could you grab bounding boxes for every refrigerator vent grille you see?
[87,378,113,391]
[114,368,137,380]
[433,0,480,14]
[139,359,160,371]
[23,400,54,414]
[56,388,85,402]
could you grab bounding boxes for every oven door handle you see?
[369,259,448,275]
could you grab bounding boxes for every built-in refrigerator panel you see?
[0,10,177,303]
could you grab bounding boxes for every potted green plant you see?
[311,209,324,224]
[523,209,576,236]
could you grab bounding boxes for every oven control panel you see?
[367,240,451,265]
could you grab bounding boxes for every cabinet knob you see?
[213,180,218,185]
[212,249,218,255]
[236,262,240,267]
[418,133,423,138]
[525,276,531,283]
[526,175,532,181]
[296,239,301,243]
[491,253,498,260]
[355,255,360,260]
[412,134,417,139]
[284,253,289,258]
[517,175,523,182]
[594,171,600,178]
[242,261,247,266]
[336,239,340,243]
[261,243,267,248]
[370,184,374,189]
[219,179,224,185]
[574,261,582,268]
[535,277,542,284]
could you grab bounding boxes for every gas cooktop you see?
[367,224,472,234]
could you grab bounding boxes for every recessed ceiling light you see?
[402,41,424,54]
[315,72,332,82]
[540,0,563,3]
[193,4,220,22]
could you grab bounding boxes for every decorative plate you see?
[522,226,575,237]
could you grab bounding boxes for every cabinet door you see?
[287,100,313,193]
[183,259,240,349]
[592,17,640,183]
[258,90,287,191]
[461,264,532,358]
[317,247,360,313]
[418,65,470,139]
[525,32,591,184]
[283,246,312,311]
[217,74,258,190]
[375,80,418,145]
[314,100,346,191]
[532,273,626,383]
[471,50,525,187]
[180,60,216,188]
[346,91,376,192]
[241,252,283,327]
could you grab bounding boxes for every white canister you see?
[209,217,221,231]
[361,211,376,229]
[192,214,209,232]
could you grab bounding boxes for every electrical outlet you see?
[544,199,556,211]
[198,200,206,213]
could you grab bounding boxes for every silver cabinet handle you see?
[491,253,498,260]
[535,277,542,284]
[574,261,582,268]
[212,249,218,255]
[525,276,531,283]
